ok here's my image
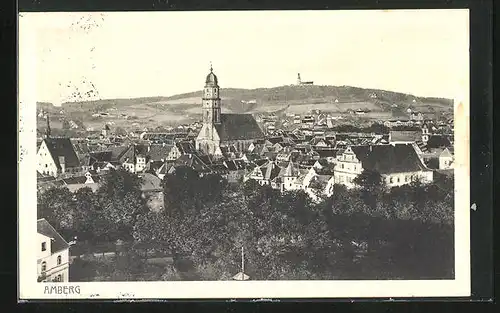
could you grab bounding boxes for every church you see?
[195,65,264,157]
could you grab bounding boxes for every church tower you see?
[202,63,221,126]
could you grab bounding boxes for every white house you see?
[334,144,433,189]
[439,147,454,170]
[245,160,281,186]
[37,138,81,178]
[37,218,70,283]
[278,161,300,192]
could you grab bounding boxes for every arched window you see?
[41,261,46,272]
[57,255,61,265]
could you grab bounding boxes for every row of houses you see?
[242,142,438,202]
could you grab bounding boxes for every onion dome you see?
[205,63,218,85]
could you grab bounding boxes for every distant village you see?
[36,68,454,282]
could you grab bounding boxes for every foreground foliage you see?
[38,167,454,281]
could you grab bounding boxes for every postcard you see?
[18,9,470,300]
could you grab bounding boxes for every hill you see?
[36,85,453,131]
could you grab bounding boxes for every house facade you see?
[334,144,433,189]
[439,148,454,170]
[37,138,81,178]
[37,219,70,283]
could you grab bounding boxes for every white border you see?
[18,9,470,300]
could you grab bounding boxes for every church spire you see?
[45,113,51,139]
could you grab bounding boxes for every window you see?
[57,255,61,265]
[405,175,409,182]
[41,242,46,251]
[389,177,394,183]
[341,164,344,169]
[41,261,46,272]
[397,177,400,183]
[58,274,62,282]
[45,164,48,168]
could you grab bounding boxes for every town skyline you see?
[22,9,469,105]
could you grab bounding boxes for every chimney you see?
[59,156,66,173]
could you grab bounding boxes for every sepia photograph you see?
[18,9,470,299]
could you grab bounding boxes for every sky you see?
[20,10,469,106]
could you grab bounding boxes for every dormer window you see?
[41,261,46,272]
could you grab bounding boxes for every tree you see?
[72,187,100,241]
[162,166,201,217]
[37,186,75,234]
[95,169,148,241]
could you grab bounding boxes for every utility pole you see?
[232,245,249,281]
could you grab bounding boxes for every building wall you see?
[281,176,298,192]
[196,125,221,155]
[167,146,182,161]
[439,156,454,170]
[382,170,433,187]
[37,233,70,282]
[136,157,147,172]
[37,142,59,177]
[224,139,254,153]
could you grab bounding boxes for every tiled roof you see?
[215,114,264,141]
[351,144,428,174]
[426,135,452,149]
[176,141,196,154]
[147,144,174,161]
[266,137,283,145]
[315,149,338,158]
[174,154,212,172]
[37,218,69,254]
[43,138,80,169]
[260,161,281,181]
[278,161,299,177]
[389,130,422,142]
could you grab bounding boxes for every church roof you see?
[215,114,264,141]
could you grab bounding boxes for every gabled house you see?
[37,138,81,178]
[37,218,70,283]
[277,160,300,192]
[245,160,281,186]
[223,159,247,183]
[138,173,164,212]
[334,144,433,189]
[439,147,454,170]
[174,153,213,176]
[59,171,102,193]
